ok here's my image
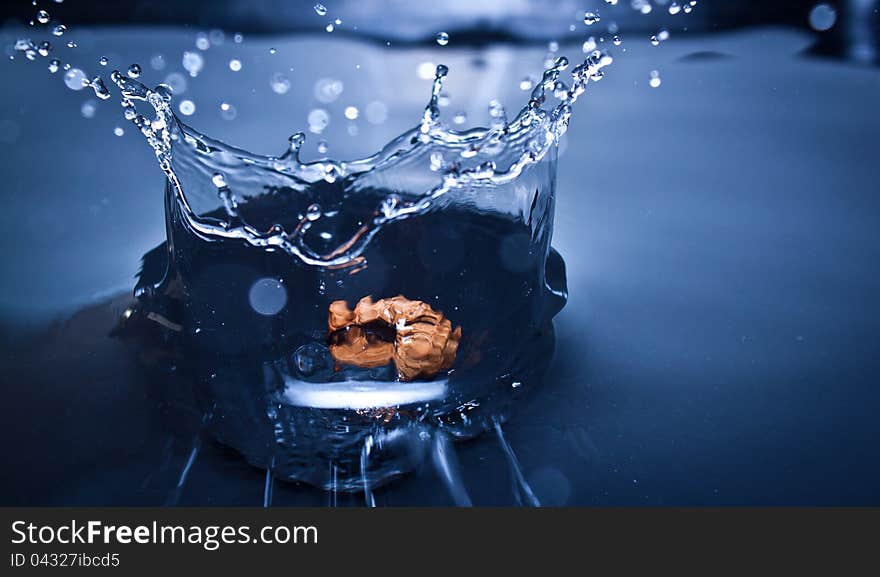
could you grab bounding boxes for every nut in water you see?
[328,295,462,380]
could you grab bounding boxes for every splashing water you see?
[7,0,699,493]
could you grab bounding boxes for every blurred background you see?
[0,1,878,505]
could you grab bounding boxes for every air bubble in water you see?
[229,58,242,71]
[179,99,196,115]
[63,68,86,91]
[583,11,600,25]
[307,108,329,134]
[293,343,329,377]
[436,32,449,46]
[182,51,204,77]
[52,24,65,36]
[809,3,837,31]
[270,72,291,94]
[80,99,97,119]
[649,70,662,88]
[314,3,327,16]
[127,63,141,78]
[344,106,359,120]
[36,10,49,24]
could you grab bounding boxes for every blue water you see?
[0,26,878,505]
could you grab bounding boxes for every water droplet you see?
[182,51,204,77]
[66,41,77,48]
[52,24,65,36]
[605,0,618,4]
[317,140,329,154]
[248,278,287,316]
[47,58,60,73]
[179,99,196,115]
[233,33,244,44]
[314,3,327,16]
[669,2,681,15]
[307,108,329,134]
[519,77,534,90]
[228,58,242,72]
[209,29,225,45]
[220,101,237,120]
[344,106,359,120]
[150,53,165,70]
[452,111,467,125]
[113,126,124,136]
[306,203,322,221]
[809,3,837,31]
[163,72,187,94]
[417,61,436,80]
[582,37,597,53]
[650,35,659,46]
[270,72,291,94]
[583,11,600,25]
[436,32,449,46]
[80,99,97,118]
[658,29,670,42]
[365,100,387,124]
[313,77,344,103]
[269,47,277,55]
[612,35,621,46]
[36,10,49,24]
[127,63,141,78]
[195,33,210,51]
[37,41,51,57]
[63,67,86,91]
[88,76,111,100]
[649,70,662,88]
[325,23,334,33]
[99,56,108,66]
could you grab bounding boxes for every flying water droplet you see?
[36,10,49,24]
[649,70,662,88]
[228,58,242,72]
[63,67,86,91]
[314,3,327,16]
[127,63,141,78]
[179,99,196,115]
[270,72,291,94]
[99,56,108,66]
[182,51,204,77]
[80,99,97,118]
[47,58,60,73]
[307,108,329,134]
[344,106,359,120]
[113,126,124,136]
[51,24,65,36]
[436,32,449,46]
[583,11,600,25]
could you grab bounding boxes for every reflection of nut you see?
[328,295,462,381]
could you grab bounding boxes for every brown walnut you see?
[327,295,462,381]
